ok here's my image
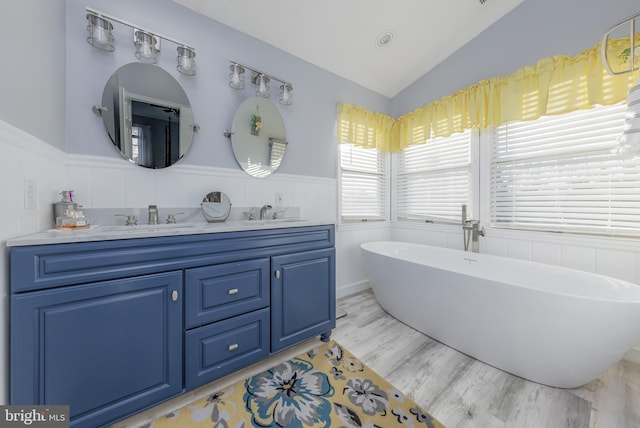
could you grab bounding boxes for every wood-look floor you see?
[335,290,640,428]
[115,289,640,428]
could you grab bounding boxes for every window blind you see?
[491,102,640,236]
[396,130,472,223]
[340,144,387,221]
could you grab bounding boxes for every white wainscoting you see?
[391,221,466,251]
[0,119,68,405]
[66,154,337,223]
[0,121,68,237]
[336,222,391,298]
[392,221,640,284]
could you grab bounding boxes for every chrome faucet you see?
[260,204,272,220]
[462,204,484,252]
[148,205,158,225]
[115,214,137,226]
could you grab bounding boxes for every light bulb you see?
[86,13,114,52]
[229,64,245,90]
[256,74,270,98]
[134,31,158,64]
[279,84,293,105]
[177,46,196,76]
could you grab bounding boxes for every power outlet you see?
[24,179,37,209]
[275,192,284,206]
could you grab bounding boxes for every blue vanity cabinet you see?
[11,271,183,428]
[10,224,335,427]
[271,248,336,352]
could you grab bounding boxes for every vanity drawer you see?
[185,258,270,328]
[185,308,269,390]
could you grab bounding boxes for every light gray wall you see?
[0,1,67,405]
[391,0,639,117]
[66,0,389,179]
[12,0,632,176]
[0,0,67,149]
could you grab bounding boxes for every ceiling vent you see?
[479,0,488,4]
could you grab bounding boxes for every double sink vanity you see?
[8,220,336,427]
[8,28,326,426]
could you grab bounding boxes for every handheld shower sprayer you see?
[461,203,484,252]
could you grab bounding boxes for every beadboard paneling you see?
[0,120,68,405]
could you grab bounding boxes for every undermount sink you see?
[97,223,198,233]
[241,218,308,226]
[94,219,308,234]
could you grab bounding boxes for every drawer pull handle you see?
[228,288,239,295]
[275,270,281,279]
[171,290,179,302]
[228,344,239,351]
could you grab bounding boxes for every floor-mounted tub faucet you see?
[462,204,484,252]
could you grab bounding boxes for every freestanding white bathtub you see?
[361,241,640,388]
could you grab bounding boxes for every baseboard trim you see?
[337,280,370,299]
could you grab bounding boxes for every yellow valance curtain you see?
[337,103,397,152]
[398,37,639,148]
[339,37,638,153]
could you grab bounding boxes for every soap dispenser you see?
[53,191,77,227]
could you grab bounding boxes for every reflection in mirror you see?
[230,97,287,178]
[99,63,195,169]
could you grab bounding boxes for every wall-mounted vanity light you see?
[228,63,246,89]
[177,46,197,76]
[255,74,270,98]
[86,7,196,76]
[228,61,293,105]
[86,13,114,51]
[133,30,159,64]
[279,83,293,106]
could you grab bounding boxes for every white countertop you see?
[6,219,333,247]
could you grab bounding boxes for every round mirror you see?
[100,63,195,169]
[230,96,287,178]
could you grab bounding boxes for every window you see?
[491,102,640,236]
[340,144,388,221]
[396,130,473,223]
[131,125,141,163]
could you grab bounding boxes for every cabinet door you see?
[11,272,183,428]
[271,248,336,352]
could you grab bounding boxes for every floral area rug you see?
[146,340,444,428]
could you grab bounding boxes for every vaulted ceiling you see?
[172,0,525,98]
